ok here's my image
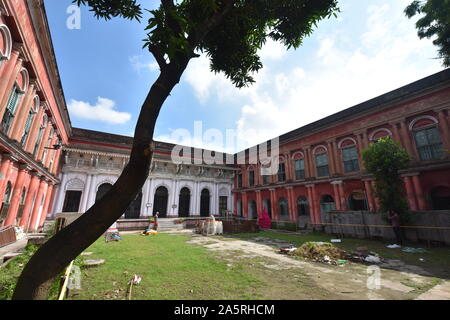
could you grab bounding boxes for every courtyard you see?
[64,231,450,300]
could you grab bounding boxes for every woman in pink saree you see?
[258,208,271,229]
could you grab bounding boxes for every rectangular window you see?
[262,175,269,185]
[342,146,360,172]
[414,126,444,161]
[315,153,329,177]
[278,163,286,182]
[219,196,228,214]
[294,159,305,180]
[237,173,243,188]
[248,170,255,186]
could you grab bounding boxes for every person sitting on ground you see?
[388,209,402,246]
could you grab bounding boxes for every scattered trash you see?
[290,242,346,265]
[14,226,26,240]
[364,255,381,264]
[387,244,401,248]
[419,258,425,262]
[331,239,341,243]
[402,247,427,253]
[336,259,347,265]
[278,247,297,254]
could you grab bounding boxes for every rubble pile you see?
[290,242,347,265]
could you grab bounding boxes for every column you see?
[310,184,319,224]
[141,178,150,217]
[79,173,92,212]
[361,131,369,150]
[86,174,98,209]
[172,179,179,216]
[269,188,277,221]
[38,183,54,228]
[54,173,68,213]
[411,174,427,210]
[24,105,44,153]
[286,187,295,222]
[304,147,313,178]
[436,109,450,158]
[19,172,40,228]
[0,154,12,197]
[284,152,293,180]
[338,181,347,211]
[398,120,416,161]
[326,140,336,176]
[255,190,262,216]
[0,49,21,118]
[4,165,28,226]
[364,180,375,212]
[44,134,58,168]
[356,133,365,170]
[403,176,418,211]
[241,192,248,219]
[390,122,402,144]
[36,122,52,161]
[331,182,341,210]
[28,178,47,231]
[332,140,342,174]
[51,146,62,174]
[10,82,36,141]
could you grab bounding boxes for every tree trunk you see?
[12,61,190,300]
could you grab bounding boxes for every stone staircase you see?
[157,218,185,232]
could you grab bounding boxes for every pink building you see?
[0,0,70,231]
[233,69,450,227]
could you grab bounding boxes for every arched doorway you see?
[124,192,142,219]
[96,183,112,202]
[278,197,289,221]
[297,196,309,216]
[0,182,12,225]
[200,188,210,217]
[153,186,169,217]
[263,199,272,218]
[320,194,336,212]
[348,191,368,211]
[431,186,450,210]
[248,200,257,219]
[178,187,191,217]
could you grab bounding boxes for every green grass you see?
[69,233,263,300]
[231,231,450,278]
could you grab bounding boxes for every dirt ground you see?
[186,234,450,300]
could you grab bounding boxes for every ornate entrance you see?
[178,187,190,217]
[153,186,168,217]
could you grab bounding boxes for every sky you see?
[44,0,445,153]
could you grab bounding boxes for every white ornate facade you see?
[51,128,236,218]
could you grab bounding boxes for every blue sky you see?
[44,0,445,153]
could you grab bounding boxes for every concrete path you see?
[416,281,450,300]
[0,238,28,262]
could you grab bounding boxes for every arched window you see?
[248,167,255,186]
[339,138,360,173]
[237,171,243,188]
[20,98,39,146]
[369,128,392,142]
[178,187,191,217]
[410,116,443,161]
[277,156,286,182]
[96,183,113,201]
[297,196,309,216]
[320,194,336,212]
[293,152,305,180]
[314,145,329,177]
[200,188,210,217]
[278,197,289,220]
[0,24,12,67]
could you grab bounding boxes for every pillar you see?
[241,192,248,219]
[0,49,21,117]
[332,140,342,174]
[0,154,12,196]
[36,122,52,161]
[364,180,375,212]
[310,184,319,224]
[337,182,347,211]
[79,173,92,213]
[4,165,28,226]
[38,183,54,228]
[398,120,416,160]
[19,172,40,228]
[255,190,262,216]
[284,152,293,181]
[332,182,341,210]
[10,82,36,141]
[411,174,427,210]
[403,176,418,211]
[28,178,47,231]
[305,147,313,178]
[24,105,44,153]
[356,133,365,170]
[269,188,277,221]
[44,134,58,168]
[436,109,450,158]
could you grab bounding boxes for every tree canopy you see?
[405,0,450,67]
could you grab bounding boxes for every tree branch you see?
[161,0,183,35]
[148,44,167,70]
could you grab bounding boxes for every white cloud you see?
[68,97,132,124]
[258,38,288,61]
[129,55,159,73]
